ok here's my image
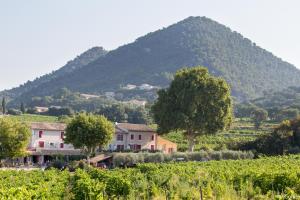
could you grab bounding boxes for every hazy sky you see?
[1,0,300,91]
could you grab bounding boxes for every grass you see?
[4,114,59,123]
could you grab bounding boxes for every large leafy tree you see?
[0,118,31,159]
[152,66,233,152]
[65,113,114,163]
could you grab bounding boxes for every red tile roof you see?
[116,123,154,132]
[31,122,66,131]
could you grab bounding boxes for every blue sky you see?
[1,0,300,90]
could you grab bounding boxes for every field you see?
[1,155,300,199]
[4,114,59,123]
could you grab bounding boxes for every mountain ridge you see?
[2,16,300,106]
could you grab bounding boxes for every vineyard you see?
[1,156,300,199]
[164,118,277,151]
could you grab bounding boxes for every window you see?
[61,132,64,140]
[151,135,154,141]
[151,145,155,151]
[117,145,124,151]
[39,141,44,148]
[130,134,134,140]
[39,131,43,138]
[60,143,64,148]
[168,148,174,153]
[136,145,141,150]
[162,144,166,151]
[117,134,123,141]
[138,135,142,140]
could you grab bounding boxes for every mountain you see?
[0,47,107,99]
[3,16,300,106]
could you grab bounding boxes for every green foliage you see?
[276,108,299,122]
[46,107,74,116]
[0,169,71,199]
[241,117,300,155]
[65,113,114,157]
[152,66,233,151]
[20,102,25,114]
[7,109,22,116]
[0,118,31,159]
[2,156,300,199]
[5,114,59,123]
[235,103,259,118]
[96,104,151,124]
[252,108,268,129]
[237,86,300,121]
[112,151,254,167]
[1,97,6,114]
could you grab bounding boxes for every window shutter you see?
[39,131,43,138]
[39,141,44,148]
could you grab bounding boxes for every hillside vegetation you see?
[2,16,300,104]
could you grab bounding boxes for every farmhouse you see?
[25,122,177,165]
[26,122,81,164]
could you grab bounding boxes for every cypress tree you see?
[1,97,6,114]
[20,102,25,114]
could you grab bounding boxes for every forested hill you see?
[0,47,107,99]
[3,16,300,104]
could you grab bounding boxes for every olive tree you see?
[152,67,233,152]
[64,113,114,163]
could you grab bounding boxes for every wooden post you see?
[200,186,203,200]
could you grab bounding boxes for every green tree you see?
[64,113,114,163]
[20,102,26,114]
[252,108,268,129]
[276,108,299,122]
[0,118,31,159]
[152,67,233,152]
[1,97,6,114]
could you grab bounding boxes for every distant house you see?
[110,123,177,153]
[34,106,49,113]
[80,93,100,99]
[156,136,177,154]
[122,84,137,90]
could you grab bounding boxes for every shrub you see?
[144,153,164,163]
[210,151,222,160]
[186,151,209,161]
[171,152,188,161]
[7,109,22,115]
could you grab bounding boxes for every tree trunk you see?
[187,135,195,152]
[87,155,90,165]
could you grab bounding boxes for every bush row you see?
[112,150,254,167]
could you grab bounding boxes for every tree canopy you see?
[152,66,233,151]
[0,118,31,159]
[64,113,114,162]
